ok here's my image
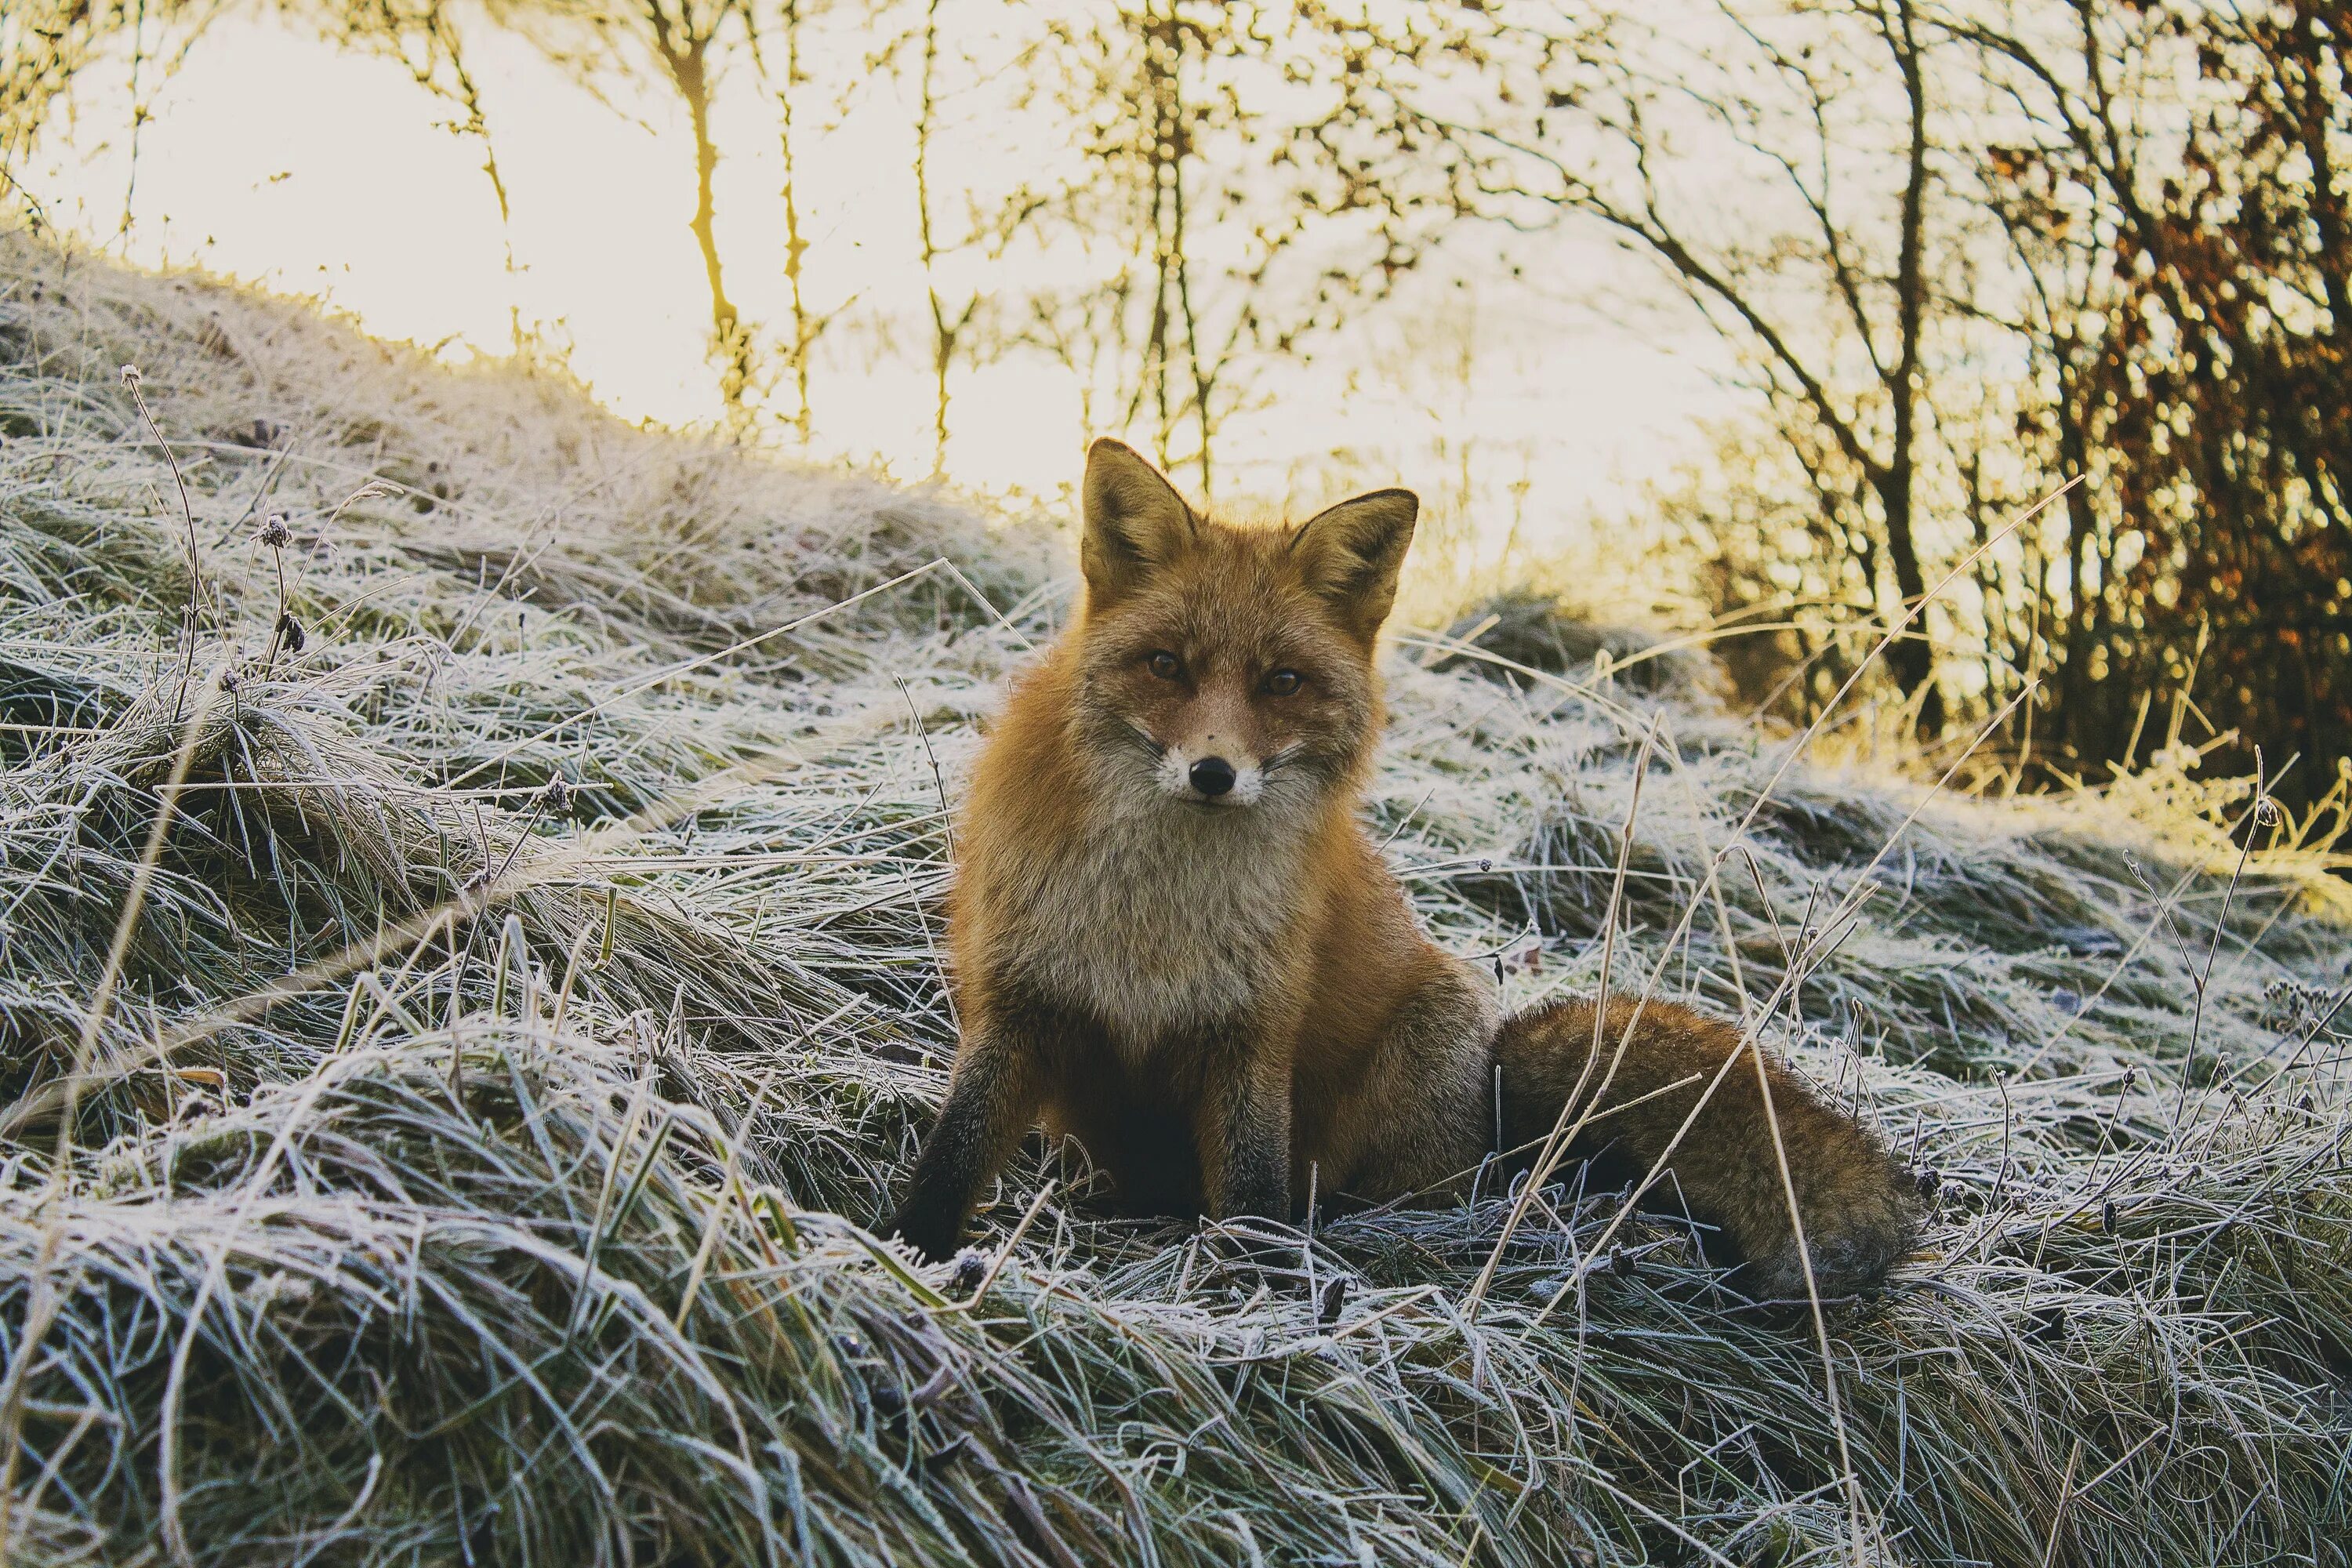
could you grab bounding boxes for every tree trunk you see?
[667,34,750,410]
[1883,0,1941,733]
[776,0,813,443]
[1136,0,1181,466]
[914,0,949,474]
[2055,354,2094,763]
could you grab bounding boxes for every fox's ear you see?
[1290,488,1418,641]
[1081,439,1194,603]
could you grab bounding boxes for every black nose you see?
[1189,756,1237,797]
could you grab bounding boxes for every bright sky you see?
[19,11,1740,567]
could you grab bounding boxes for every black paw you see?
[887,1202,964,1265]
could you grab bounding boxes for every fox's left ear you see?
[1290,488,1419,642]
[1081,438,1195,606]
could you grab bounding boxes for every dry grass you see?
[2,229,2349,1566]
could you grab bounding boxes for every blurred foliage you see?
[6,0,2349,799]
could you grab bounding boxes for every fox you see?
[887,438,1921,1299]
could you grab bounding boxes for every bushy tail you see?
[1494,996,1920,1299]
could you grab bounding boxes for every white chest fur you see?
[1005,803,1305,1059]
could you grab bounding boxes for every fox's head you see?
[1068,439,1417,818]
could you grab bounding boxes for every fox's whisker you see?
[1263,744,1333,784]
[1123,720,1167,757]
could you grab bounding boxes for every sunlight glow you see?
[22,12,1737,570]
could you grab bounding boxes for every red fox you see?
[888,440,1920,1298]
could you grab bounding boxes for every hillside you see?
[2,231,2349,1567]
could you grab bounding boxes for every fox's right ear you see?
[1290,488,1418,643]
[1081,438,1193,604]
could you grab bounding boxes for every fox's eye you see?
[1146,651,1182,681]
[1264,669,1302,697]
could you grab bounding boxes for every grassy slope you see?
[1,231,2349,1567]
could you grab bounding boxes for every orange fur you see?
[887,441,1919,1298]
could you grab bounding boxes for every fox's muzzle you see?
[1152,741,1263,806]
[1189,757,1237,797]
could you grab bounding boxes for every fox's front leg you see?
[1195,1030,1294,1223]
[888,1022,1043,1263]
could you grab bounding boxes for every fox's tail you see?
[1493,996,1920,1299]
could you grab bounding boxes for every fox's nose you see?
[1189,756,1237,797]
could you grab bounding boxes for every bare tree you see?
[748,0,846,444]
[488,0,757,410]
[1005,0,1475,490]
[899,0,978,473]
[1951,0,2352,800]
[332,3,529,350]
[1402,0,1960,727]
[5,2,525,347]
[9,0,769,416]
[2,1,223,212]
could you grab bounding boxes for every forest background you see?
[7,0,2349,804]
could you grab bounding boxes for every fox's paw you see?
[886,1199,965,1265]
